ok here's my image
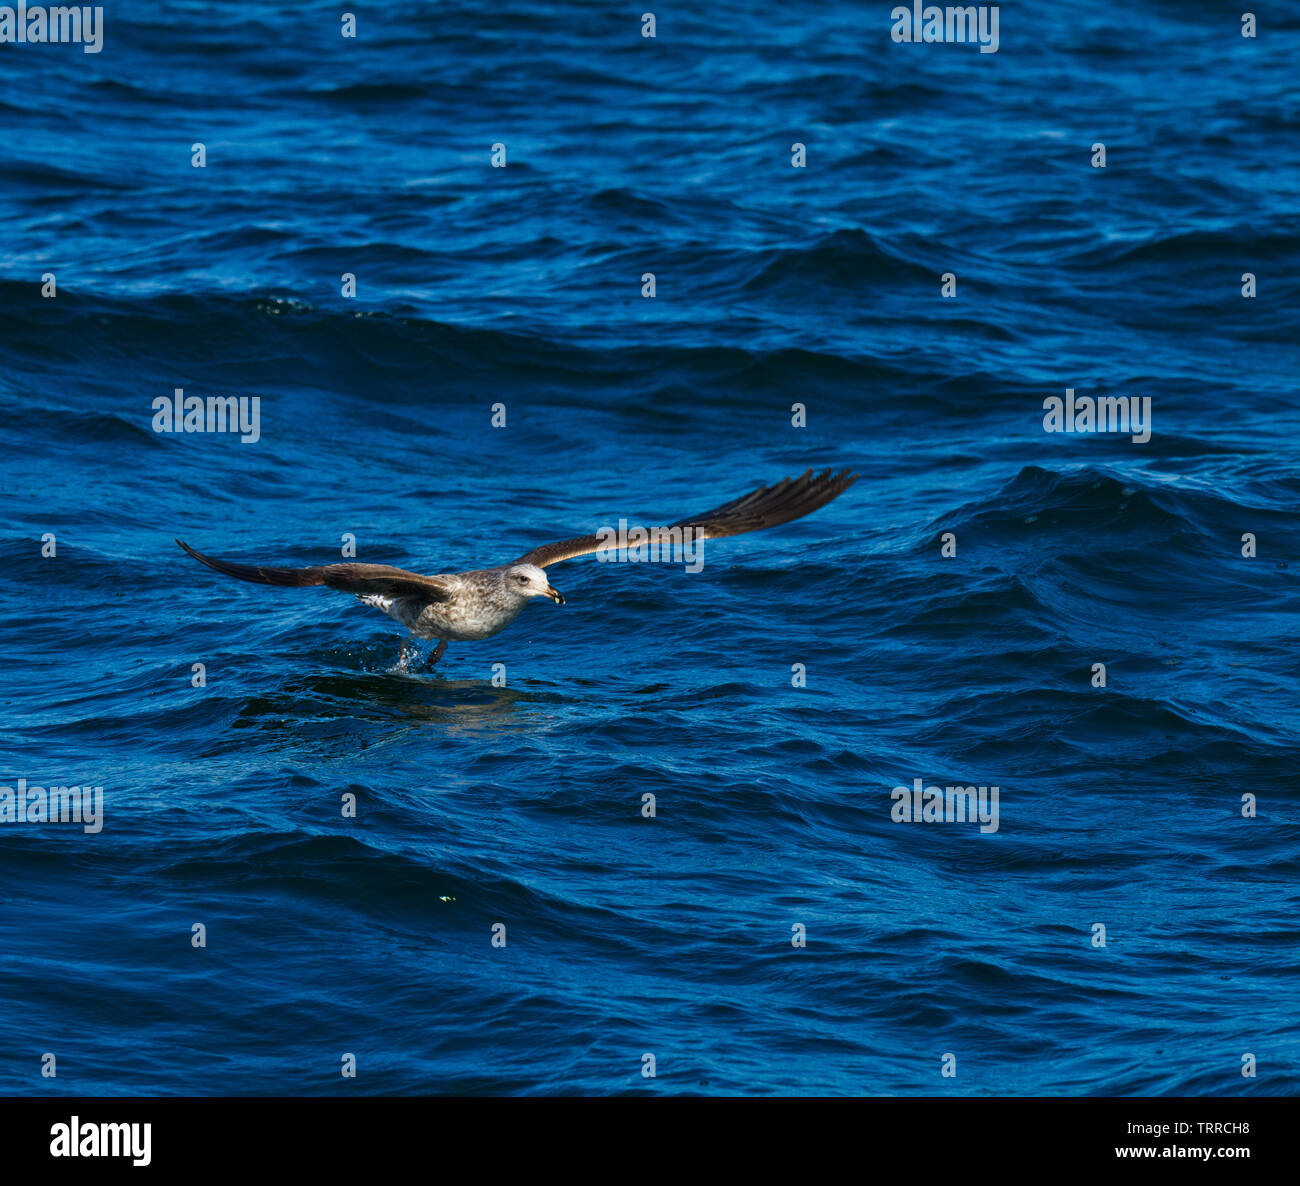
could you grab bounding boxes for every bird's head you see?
[503,563,565,605]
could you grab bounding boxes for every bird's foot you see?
[429,639,447,666]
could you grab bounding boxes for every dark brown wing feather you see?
[515,467,859,569]
[175,540,453,600]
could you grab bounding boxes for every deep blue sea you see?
[1,2,1297,1096]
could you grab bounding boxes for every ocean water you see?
[1,2,1298,1096]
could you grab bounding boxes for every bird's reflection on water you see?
[229,645,569,748]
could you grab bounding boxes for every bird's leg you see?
[398,639,410,670]
[429,639,447,666]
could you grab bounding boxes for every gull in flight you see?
[176,467,858,667]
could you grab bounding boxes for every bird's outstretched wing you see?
[175,540,454,600]
[514,467,858,569]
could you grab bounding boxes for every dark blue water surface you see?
[1,2,1298,1095]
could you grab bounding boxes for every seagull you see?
[176,467,858,667]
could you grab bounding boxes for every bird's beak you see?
[544,584,565,605]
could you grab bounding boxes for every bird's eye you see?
[515,574,527,583]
